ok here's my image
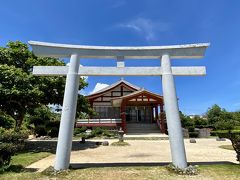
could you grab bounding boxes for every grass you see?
[219,145,234,150]
[0,151,239,179]
[0,151,52,179]
[11,151,52,167]
[111,141,130,146]
[0,164,239,180]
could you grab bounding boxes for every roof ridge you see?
[88,79,140,96]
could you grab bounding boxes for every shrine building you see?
[76,79,166,133]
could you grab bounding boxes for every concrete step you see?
[126,123,161,133]
[124,133,169,140]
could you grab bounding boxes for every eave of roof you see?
[111,89,163,101]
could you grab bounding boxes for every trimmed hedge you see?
[74,127,117,139]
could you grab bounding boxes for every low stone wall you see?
[182,128,211,138]
[198,128,211,138]
[24,140,98,152]
[182,128,189,138]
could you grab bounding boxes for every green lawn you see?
[1,151,239,180]
[1,163,239,180]
[0,151,52,179]
[219,145,234,150]
[11,151,52,167]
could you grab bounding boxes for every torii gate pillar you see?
[161,54,187,168]
[54,54,80,170]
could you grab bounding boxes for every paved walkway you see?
[26,138,237,172]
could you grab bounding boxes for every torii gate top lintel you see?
[28,41,210,59]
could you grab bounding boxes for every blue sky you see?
[0,0,240,115]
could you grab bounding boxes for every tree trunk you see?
[15,112,25,129]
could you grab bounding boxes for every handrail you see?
[77,118,122,124]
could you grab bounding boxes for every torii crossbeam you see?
[29,41,209,170]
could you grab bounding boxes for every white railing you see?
[76,118,122,124]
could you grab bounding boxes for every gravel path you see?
[26,138,237,172]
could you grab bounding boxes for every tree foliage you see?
[0,41,66,127]
[217,131,240,163]
[207,104,240,163]
[206,104,239,130]
[0,41,90,128]
[0,111,15,129]
[24,105,61,137]
[76,94,95,119]
[206,104,225,126]
[180,111,194,128]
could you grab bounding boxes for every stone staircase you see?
[126,123,161,134]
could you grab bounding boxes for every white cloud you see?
[116,17,171,41]
[89,83,109,95]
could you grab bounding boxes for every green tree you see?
[0,41,89,128]
[232,111,240,126]
[76,94,95,119]
[206,104,239,130]
[24,105,60,137]
[206,104,223,126]
[180,111,194,128]
[207,105,240,163]
[193,115,208,128]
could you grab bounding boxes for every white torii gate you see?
[29,41,209,170]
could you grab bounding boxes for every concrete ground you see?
[124,133,169,138]
[26,138,237,172]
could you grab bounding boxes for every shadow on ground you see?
[25,140,100,153]
[4,165,38,173]
[70,161,236,169]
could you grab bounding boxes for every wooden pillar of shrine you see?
[155,105,159,121]
[120,100,127,132]
[151,106,154,123]
[160,104,165,133]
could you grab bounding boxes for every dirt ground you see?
[27,138,237,172]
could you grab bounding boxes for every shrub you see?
[46,121,60,137]
[74,127,116,139]
[216,130,240,163]
[48,127,59,137]
[0,143,17,171]
[102,130,112,137]
[74,126,87,136]
[35,125,47,137]
[0,111,15,129]
[210,131,217,136]
[188,126,195,132]
[189,132,199,138]
[234,126,240,130]
[0,128,28,172]
[92,127,104,136]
